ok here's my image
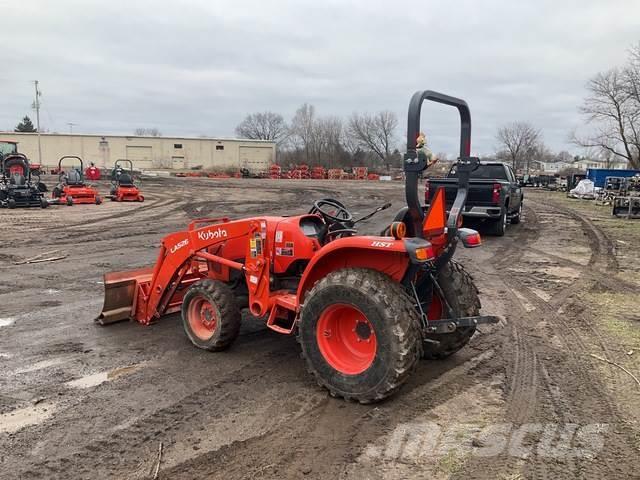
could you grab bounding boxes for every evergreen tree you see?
[15,116,37,132]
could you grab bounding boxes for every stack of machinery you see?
[612,175,640,218]
[269,164,282,179]
[353,166,368,180]
[311,166,326,179]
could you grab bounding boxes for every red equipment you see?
[108,159,144,202]
[97,90,499,403]
[85,164,101,180]
[353,166,368,180]
[51,156,102,206]
[269,164,282,179]
[311,166,326,179]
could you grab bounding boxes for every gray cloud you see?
[2,0,639,155]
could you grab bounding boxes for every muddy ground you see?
[1,177,639,479]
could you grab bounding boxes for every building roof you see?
[0,131,275,144]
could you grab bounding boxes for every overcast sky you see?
[1,0,639,156]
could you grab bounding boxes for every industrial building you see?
[1,132,276,173]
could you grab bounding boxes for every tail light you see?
[492,183,501,204]
[424,179,430,203]
[458,228,482,248]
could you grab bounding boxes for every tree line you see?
[235,106,404,170]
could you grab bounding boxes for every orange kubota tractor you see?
[97,90,499,403]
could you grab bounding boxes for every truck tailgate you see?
[427,179,498,207]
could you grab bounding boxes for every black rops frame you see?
[403,90,479,242]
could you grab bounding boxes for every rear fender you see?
[297,237,411,303]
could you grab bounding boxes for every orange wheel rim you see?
[316,303,377,375]
[188,295,219,340]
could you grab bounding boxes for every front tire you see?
[422,261,480,359]
[298,268,423,403]
[182,279,241,351]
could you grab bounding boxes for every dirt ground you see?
[1,177,639,479]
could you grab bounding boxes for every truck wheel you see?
[8,198,16,209]
[422,261,480,359]
[66,196,73,206]
[182,279,241,351]
[298,268,422,403]
[510,202,522,224]
[488,209,507,236]
[40,198,49,209]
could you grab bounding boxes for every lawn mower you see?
[96,90,499,403]
[0,153,49,208]
[51,156,102,206]
[108,159,144,202]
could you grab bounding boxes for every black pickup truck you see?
[425,162,523,236]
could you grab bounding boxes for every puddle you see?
[45,289,61,295]
[0,352,12,359]
[0,403,56,434]
[15,357,72,374]
[0,317,16,327]
[65,364,142,389]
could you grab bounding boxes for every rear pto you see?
[97,90,499,403]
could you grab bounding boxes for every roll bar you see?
[115,159,134,173]
[403,90,478,240]
[58,155,84,170]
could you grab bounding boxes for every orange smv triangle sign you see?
[423,187,446,237]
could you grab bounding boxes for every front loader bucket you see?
[96,267,153,325]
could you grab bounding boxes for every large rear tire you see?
[422,261,480,359]
[182,279,241,351]
[298,268,423,403]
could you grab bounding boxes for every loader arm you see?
[98,218,271,325]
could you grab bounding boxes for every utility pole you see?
[33,80,42,164]
[67,122,76,134]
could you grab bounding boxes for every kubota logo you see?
[197,228,228,241]
[170,239,189,254]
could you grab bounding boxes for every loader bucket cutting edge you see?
[96,267,154,325]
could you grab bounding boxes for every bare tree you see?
[495,121,541,172]
[572,46,640,169]
[134,128,162,136]
[346,111,398,164]
[289,103,316,163]
[235,111,288,144]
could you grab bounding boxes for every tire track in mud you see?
[470,196,637,479]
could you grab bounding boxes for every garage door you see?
[171,156,185,170]
[239,146,272,173]
[126,146,153,169]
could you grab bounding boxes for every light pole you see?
[33,80,42,164]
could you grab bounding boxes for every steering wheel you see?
[310,198,353,223]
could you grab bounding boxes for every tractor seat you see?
[66,170,84,186]
[118,173,134,186]
[10,174,26,186]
